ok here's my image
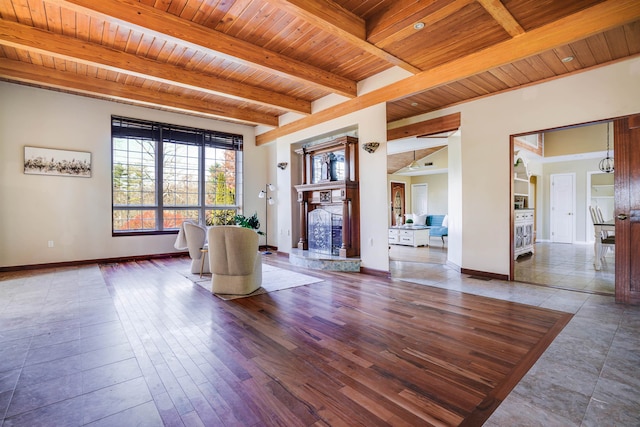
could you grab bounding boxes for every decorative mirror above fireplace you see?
[294,136,360,257]
[311,149,345,183]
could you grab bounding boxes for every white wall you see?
[275,103,389,271]
[0,82,259,268]
[3,57,639,276]
[386,57,640,276]
[254,143,276,249]
[447,130,462,268]
[461,58,638,274]
[411,174,448,215]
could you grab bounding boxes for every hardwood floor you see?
[0,256,571,426]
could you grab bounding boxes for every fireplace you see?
[294,136,360,258]
[308,206,343,256]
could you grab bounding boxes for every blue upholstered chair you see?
[426,214,448,244]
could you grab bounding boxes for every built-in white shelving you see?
[514,153,534,258]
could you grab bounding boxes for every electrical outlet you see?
[48,240,54,248]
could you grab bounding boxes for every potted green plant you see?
[234,212,265,235]
[405,218,414,225]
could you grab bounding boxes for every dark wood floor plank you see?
[95,256,572,426]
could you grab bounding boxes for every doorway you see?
[388,169,450,275]
[512,122,615,295]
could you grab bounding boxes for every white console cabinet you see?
[389,227,430,247]
[514,209,535,259]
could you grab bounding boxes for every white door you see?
[550,173,575,243]
[411,184,428,214]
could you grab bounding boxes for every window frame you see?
[111,116,243,236]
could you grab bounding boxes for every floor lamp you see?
[258,184,275,254]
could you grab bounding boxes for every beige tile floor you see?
[515,242,614,295]
[390,240,615,295]
[390,243,638,426]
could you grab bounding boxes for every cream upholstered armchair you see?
[207,226,262,295]
[183,222,210,274]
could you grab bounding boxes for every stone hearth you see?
[289,248,360,272]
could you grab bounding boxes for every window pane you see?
[113,209,156,231]
[112,137,156,208]
[163,142,199,206]
[163,209,200,229]
[205,147,236,206]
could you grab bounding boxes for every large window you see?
[112,116,243,234]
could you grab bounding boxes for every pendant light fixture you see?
[408,151,419,170]
[599,122,614,174]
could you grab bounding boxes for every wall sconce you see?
[277,162,288,170]
[362,142,380,154]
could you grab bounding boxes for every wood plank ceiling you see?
[1,0,639,137]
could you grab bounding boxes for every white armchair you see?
[183,222,210,274]
[207,226,262,295]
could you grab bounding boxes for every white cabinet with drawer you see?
[389,227,430,247]
[514,209,535,259]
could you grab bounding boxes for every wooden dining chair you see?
[589,206,615,264]
[595,205,614,238]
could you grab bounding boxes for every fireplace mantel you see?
[294,136,360,258]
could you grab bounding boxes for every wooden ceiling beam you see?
[0,58,279,126]
[52,0,357,97]
[278,0,366,40]
[257,0,640,145]
[0,19,310,114]
[277,0,421,73]
[368,0,475,48]
[387,113,461,141]
[476,0,525,37]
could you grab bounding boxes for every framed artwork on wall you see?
[24,146,91,177]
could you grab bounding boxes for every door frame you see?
[511,115,640,304]
[614,115,640,304]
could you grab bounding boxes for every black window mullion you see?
[199,132,206,224]
[157,126,164,231]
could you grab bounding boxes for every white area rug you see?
[184,263,324,300]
